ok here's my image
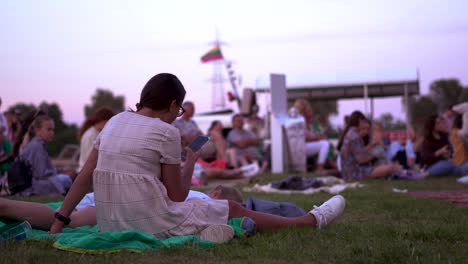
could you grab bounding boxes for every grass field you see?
[1,175,467,264]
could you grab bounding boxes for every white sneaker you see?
[196,224,234,243]
[240,162,260,178]
[309,195,346,229]
[457,175,468,184]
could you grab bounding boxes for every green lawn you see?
[1,175,467,264]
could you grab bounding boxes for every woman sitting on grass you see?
[337,111,401,181]
[4,112,76,196]
[207,120,229,161]
[77,107,115,172]
[419,115,468,178]
[450,113,468,166]
[49,73,345,242]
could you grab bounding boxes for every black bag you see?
[7,156,33,194]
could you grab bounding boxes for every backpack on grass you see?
[7,156,33,194]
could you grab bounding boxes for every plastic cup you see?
[0,221,33,242]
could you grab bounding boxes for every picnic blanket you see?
[243,176,364,194]
[0,202,248,254]
[407,189,468,207]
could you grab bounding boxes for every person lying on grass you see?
[48,73,345,243]
[0,185,310,231]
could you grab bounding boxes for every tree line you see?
[5,79,467,156]
[6,89,125,157]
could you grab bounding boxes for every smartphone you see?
[181,136,210,158]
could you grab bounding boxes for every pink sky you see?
[1,0,468,126]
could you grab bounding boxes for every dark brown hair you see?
[231,113,243,122]
[135,73,186,111]
[337,110,367,151]
[207,120,222,134]
[78,107,115,140]
[424,115,448,142]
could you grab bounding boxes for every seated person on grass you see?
[452,102,468,145]
[418,115,468,178]
[194,121,260,185]
[337,111,401,181]
[450,113,468,166]
[173,101,217,161]
[172,101,203,147]
[293,99,331,174]
[48,73,345,243]
[0,185,308,230]
[2,112,76,196]
[367,121,388,166]
[387,130,416,169]
[0,132,13,175]
[227,114,268,173]
[77,107,115,171]
[207,120,229,161]
[191,162,246,186]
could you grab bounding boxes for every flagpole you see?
[224,60,242,109]
[210,30,226,110]
[203,29,242,110]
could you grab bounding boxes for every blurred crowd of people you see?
[1,92,467,198]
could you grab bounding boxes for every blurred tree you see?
[39,102,67,131]
[38,102,78,157]
[408,95,438,129]
[312,100,338,120]
[6,103,37,121]
[429,79,464,113]
[378,113,394,129]
[376,113,406,130]
[48,124,78,157]
[8,101,78,157]
[84,88,125,118]
[460,88,468,103]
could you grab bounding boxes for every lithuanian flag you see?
[200,45,224,63]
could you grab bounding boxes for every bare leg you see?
[228,201,317,232]
[370,163,401,178]
[259,160,269,174]
[239,156,249,166]
[0,198,96,229]
[226,149,239,168]
[68,206,96,227]
[203,168,244,180]
[0,198,56,229]
[316,163,325,174]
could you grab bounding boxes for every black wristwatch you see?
[54,212,71,225]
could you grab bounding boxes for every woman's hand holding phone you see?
[181,135,209,162]
[183,146,200,165]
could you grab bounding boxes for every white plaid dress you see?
[93,112,229,238]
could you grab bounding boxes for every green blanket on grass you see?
[0,202,247,254]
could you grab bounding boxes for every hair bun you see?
[136,103,142,111]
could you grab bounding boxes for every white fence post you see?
[270,74,287,173]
